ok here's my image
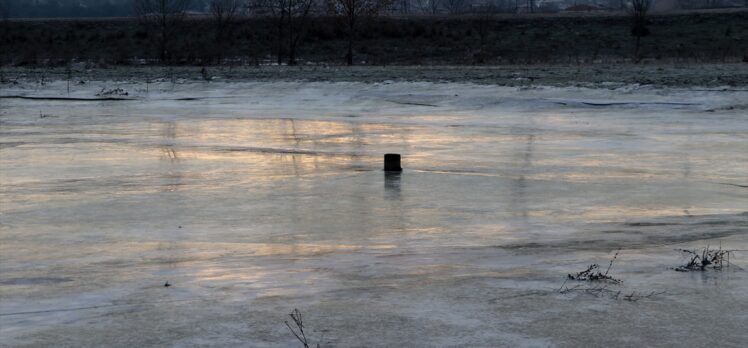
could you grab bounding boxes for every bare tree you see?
[210,0,243,62]
[396,0,411,14]
[247,0,286,64]
[443,0,466,14]
[250,0,314,65]
[210,0,242,40]
[630,0,651,63]
[133,0,192,63]
[474,4,498,63]
[0,0,9,24]
[334,0,391,66]
[0,0,8,77]
[416,0,440,14]
[285,0,314,65]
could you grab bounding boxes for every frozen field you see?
[1,78,747,347]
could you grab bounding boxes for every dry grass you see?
[567,250,622,284]
[674,245,736,272]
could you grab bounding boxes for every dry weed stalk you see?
[285,308,320,348]
[620,291,665,302]
[567,250,622,284]
[675,245,736,272]
[558,280,618,297]
[558,279,664,301]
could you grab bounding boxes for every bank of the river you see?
[3,64,748,88]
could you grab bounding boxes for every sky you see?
[1,0,212,18]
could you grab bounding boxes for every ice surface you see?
[1,80,747,347]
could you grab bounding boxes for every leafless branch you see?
[132,0,192,63]
[210,0,243,33]
[629,0,651,63]
[622,291,666,302]
[334,0,392,65]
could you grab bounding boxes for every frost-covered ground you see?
[4,64,748,87]
[1,77,747,347]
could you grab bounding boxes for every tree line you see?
[130,0,397,65]
[133,0,654,65]
[4,0,743,67]
[0,0,744,19]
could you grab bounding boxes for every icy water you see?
[1,81,747,347]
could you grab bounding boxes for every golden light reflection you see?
[146,241,396,257]
[4,113,746,254]
[183,119,395,148]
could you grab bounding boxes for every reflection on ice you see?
[384,172,401,200]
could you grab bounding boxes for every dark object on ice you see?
[201,67,210,81]
[164,282,171,287]
[384,154,402,172]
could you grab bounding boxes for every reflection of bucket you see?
[384,154,402,172]
[384,171,401,200]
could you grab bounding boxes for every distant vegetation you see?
[0,0,746,18]
[0,2,745,66]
